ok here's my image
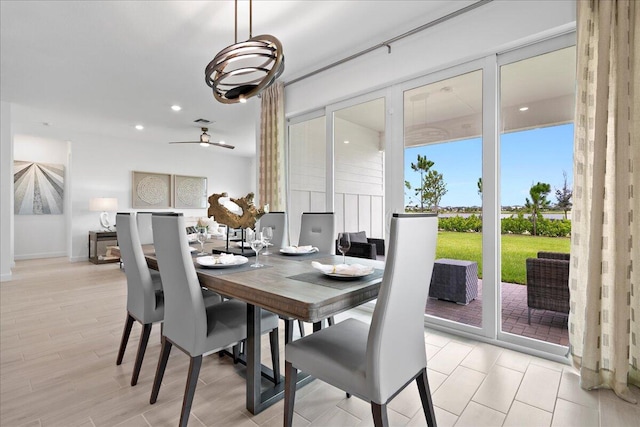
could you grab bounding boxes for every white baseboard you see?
[0,272,13,282]
[14,252,67,261]
[70,256,88,262]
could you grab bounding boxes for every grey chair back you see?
[299,212,335,253]
[136,212,154,245]
[259,212,286,248]
[116,213,163,324]
[152,213,208,356]
[366,213,437,403]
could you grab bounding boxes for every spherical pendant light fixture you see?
[205,0,285,104]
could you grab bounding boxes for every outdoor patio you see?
[425,279,569,346]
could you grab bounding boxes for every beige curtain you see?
[569,0,639,403]
[259,81,285,212]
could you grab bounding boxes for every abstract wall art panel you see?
[132,171,172,208]
[14,161,65,215]
[174,175,207,209]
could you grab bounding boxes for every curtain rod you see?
[284,0,494,87]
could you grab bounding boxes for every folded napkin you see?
[311,261,374,276]
[216,253,237,265]
[283,245,317,253]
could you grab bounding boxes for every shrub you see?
[438,214,482,232]
[536,218,572,237]
[501,213,532,235]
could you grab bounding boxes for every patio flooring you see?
[425,279,569,346]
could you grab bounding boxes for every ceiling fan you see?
[169,127,235,149]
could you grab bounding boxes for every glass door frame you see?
[496,33,576,358]
[396,57,496,340]
[325,88,390,221]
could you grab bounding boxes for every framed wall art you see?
[132,171,171,209]
[14,161,65,215]
[174,175,208,209]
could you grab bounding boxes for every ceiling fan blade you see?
[168,141,235,149]
[208,142,235,149]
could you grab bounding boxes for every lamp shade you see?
[89,198,118,212]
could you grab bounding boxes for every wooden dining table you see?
[140,241,385,414]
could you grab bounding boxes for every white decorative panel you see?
[344,193,359,231]
[358,195,371,235]
[371,196,384,238]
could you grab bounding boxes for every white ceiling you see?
[0,0,477,156]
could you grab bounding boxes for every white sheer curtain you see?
[569,0,639,403]
[259,81,285,211]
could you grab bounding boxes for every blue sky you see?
[404,123,574,207]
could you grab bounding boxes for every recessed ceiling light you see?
[344,140,350,144]
[135,124,144,130]
[519,107,529,112]
[171,105,182,111]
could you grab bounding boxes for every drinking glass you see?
[262,227,273,255]
[196,227,208,255]
[337,232,351,265]
[250,232,264,268]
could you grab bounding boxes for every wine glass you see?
[196,227,208,255]
[262,226,273,255]
[337,232,351,265]
[250,232,264,268]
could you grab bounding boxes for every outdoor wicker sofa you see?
[334,231,385,260]
[526,251,570,324]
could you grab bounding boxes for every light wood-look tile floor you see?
[1,258,639,427]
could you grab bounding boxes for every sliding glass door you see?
[286,34,576,358]
[403,68,484,332]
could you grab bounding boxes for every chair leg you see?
[131,323,152,386]
[116,313,135,365]
[150,336,172,404]
[233,343,241,364]
[327,316,334,326]
[528,308,532,324]
[284,361,297,427]
[298,320,306,337]
[269,328,280,385]
[179,355,202,427]
[371,402,389,427]
[416,368,437,427]
[285,319,294,344]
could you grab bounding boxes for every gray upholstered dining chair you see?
[299,212,335,253]
[136,212,154,245]
[115,212,165,386]
[284,213,438,427]
[149,213,281,427]
[291,212,336,338]
[258,211,287,248]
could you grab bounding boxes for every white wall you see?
[1,101,13,280]
[4,103,255,264]
[13,135,69,259]
[285,1,576,116]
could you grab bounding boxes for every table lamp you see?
[89,197,118,231]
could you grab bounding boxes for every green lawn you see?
[435,231,570,284]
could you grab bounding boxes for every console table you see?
[88,231,119,264]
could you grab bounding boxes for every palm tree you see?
[525,182,551,236]
[410,154,434,211]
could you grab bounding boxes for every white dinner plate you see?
[321,269,374,279]
[279,247,318,255]
[196,255,248,268]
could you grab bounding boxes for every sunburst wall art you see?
[14,161,65,215]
